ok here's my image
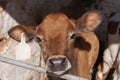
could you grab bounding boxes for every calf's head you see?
[8,11,102,75]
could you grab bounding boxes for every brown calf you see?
[8,11,102,80]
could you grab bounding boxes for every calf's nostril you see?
[48,60,54,67]
[61,58,67,65]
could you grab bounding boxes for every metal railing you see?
[0,56,89,80]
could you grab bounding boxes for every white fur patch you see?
[97,72,103,80]
[103,48,112,73]
[3,75,8,80]
[109,44,120,61]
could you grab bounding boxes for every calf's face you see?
[35,14,76,75]
[8,11,102,75]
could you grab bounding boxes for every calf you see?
[103,12,120,80]
[8,11,102,80]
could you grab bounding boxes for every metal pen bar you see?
[0,56,89,80]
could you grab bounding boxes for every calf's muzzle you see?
[46,55,71,75]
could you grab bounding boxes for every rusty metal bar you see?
[0,56,89,80]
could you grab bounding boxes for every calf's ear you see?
[8,25,36,42]
[77,11,102,32]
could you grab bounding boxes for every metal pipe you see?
[0,56,89,80]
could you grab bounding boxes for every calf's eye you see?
[70,33,76,39]
[36,37,42,43]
